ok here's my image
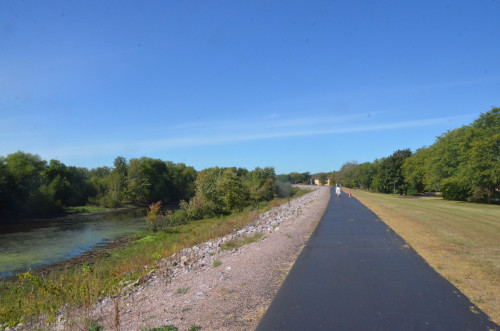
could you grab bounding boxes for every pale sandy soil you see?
[90,186,330,331]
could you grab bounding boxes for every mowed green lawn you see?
[352,189,500,324]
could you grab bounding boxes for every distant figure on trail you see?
[349,188,352,198]
[335,182,341,197]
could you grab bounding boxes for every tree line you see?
[0,154,197,219]
[333,108,499,202]
[0,152,294,221]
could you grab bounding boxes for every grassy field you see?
[352,189,500,324]
[0,189,309,329]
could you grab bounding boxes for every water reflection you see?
[0,209,147,277]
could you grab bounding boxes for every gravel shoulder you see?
[93,186,330,331]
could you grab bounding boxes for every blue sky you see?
[1,1,499,174]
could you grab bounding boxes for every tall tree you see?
[107,156,129,206]
[402,147,431,195]
[373,149,412,194]
[466,108,500,201]
[357,162,377,190]
[4,152,48,216]
[0,157,13,218]
[127,158,151,204]
[336,161,359,187]
[245,167,276,202]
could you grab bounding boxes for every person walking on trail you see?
[335,182,341,197]
[349,188,352,198]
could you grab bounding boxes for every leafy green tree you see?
[142,158,172,202]
[127,158,151,204]
[166,162,196,202]
[0,152,199,218]
[356,162,376,190]
[369,159,383,192]
[401,107,499,201]
[441,177,470,200]
[288,172,311,184]
[328,108,498,202]
[402,147,431,195]
[336,161,359,187]
[88,167,111,205]
[177,166,279,223]
[372,149,412,194]
[4,152,48,216]
[245,167,276,202]
[193,167,250,215]
[218,168,250,212]
[0,157,14,218]
[42,160,90,206]
[466,108,500,201]
[105,156,129,207]
[423,127,470,192]
[356,162,374,189]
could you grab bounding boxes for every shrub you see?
[146,201,165,232]
[180,196,215,220]
[96,194,121,208]
[441,177,471,201]
[469,187,493,203]
[166,209,189,226]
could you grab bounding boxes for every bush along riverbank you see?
[0,168,305,329]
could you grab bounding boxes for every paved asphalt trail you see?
[257,188,498,330]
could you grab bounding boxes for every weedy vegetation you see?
[219,233,266,251]
[176,287,190,295]
[0,189,310,328]
[142,326,178,331]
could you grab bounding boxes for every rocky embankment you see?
[53,185,330,331]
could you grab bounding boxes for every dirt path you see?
[82,186,330,331]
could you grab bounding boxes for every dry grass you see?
[352,189,500,323]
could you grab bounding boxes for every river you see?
[0,209,147,278]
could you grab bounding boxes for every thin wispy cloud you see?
[37,114,473,161]
[262,113,281,120]
[380,76,500,96]
[172,112,382,133]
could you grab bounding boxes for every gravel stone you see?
[48,185,330,331]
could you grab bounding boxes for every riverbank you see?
[73,186,330,330]
[0,208,148,278]
[1,188,318,329]
[1,237,133,284]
